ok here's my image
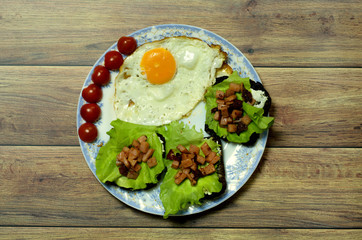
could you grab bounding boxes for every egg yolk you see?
[140,48,176,84]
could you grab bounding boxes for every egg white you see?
[114,37,226,126]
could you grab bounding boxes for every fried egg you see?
[114,37,226,126]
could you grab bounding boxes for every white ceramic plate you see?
[77,24,268,216]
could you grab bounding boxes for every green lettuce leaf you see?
[95,119,165,190]
[157,122,223,218]
[205,71,274,143]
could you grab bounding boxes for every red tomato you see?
[78,122,98,143]
[80,103,101,123]
[104,51,123,71]
[82,84,102,103]
[117,36,137,55]
[92,65,110,86]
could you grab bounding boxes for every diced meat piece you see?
[230,99,243,110]
[241,115,252,125]
[225,100,234,106]
[213,111,220,121]
[229,83,241,92]
[237,122,248,134]
[177,144,189,154]
[201,142,212,156]
[190,162,198,171]
[210,155,220,165]
[171,160,180,169]
[227,117,233,124]
[142,148,154,162]
[117,151,127,162]
[231,109,243,120]
[217,103,227,111]
[118,164,128,176]
[174,173,187,185]
[180,158,193,169]
[206,151,217,163]
[219,105,229,117]
[128,158,138,168]
[189,144,200,155]
[122,158,131,169]
[147,156,158,168]
[215,90,225,99]
[187,173,197,186]
[127,169,139,179]
[182,168,190,175]
[133,163,142,172]
[116,159,123,167]
[220,117,228,126]
[174,170,182,179]
[196,155,206,165]
[128,147,140,160]
[225,94,237,102]
[227,124,237,133]
[187,172,194,180]
[137,152,143,162]
[225,88,235,97]
[122,147,130,157]
[139,141,150,153]
[137,135,147,143]
[200,164,216,176]
[216,99,225,105]
[182,153,194,160]
[242,88,253,103]
[132,139,140,149]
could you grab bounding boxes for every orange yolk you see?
[140,48,176,84]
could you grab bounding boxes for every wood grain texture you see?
[0,0,361,67]
[0,228,361,240]
[1,146,360,228]
[1,66,361,147]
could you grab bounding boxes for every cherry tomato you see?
[80,103,101,123]
[78,122,98,143]
[104,51,123,71]
[117,36,137,55]
[91,65,110,86]
[82,84,102,103]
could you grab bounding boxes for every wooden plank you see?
[0,146,361,228]
[0,228,361,240]
[0,0,361,67]
[0,66,361,147]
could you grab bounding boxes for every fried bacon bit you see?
[167,142,221,186]
[212,82,255,134]
[116,135,158,179]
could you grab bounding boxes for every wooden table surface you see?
[1,0,361,239]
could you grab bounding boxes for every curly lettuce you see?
[157,121,224,218]
[95,119,165,190]
[205,71,274,143]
